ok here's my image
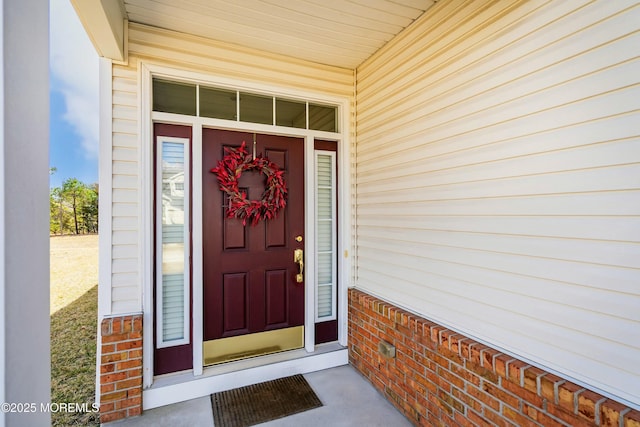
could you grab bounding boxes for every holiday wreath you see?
[211,142,287,226]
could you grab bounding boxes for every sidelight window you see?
[315,151,337,321]
[156,136,190,348]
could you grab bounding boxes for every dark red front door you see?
[203,129,305,343]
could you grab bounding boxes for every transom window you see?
[152,78,339,132]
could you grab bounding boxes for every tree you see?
[80,183,99,233]
[50,186,71,235]
[61,178,86,235]
[49,178,99,235]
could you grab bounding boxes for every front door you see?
[202,129,305,365]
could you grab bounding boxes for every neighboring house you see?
[72,0,640,425]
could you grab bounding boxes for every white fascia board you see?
[70,0,125,61]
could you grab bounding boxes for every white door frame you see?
[139,62,352,389]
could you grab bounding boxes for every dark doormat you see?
[211,374,323,426]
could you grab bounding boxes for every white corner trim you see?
[96,57,113,405]
[97,57,113,320]
[337,97,352,347]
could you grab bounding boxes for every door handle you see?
[293,249,304,283]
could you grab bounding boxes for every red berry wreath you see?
[211,142,287,226]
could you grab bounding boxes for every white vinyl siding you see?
[106,24,354,315]
[315,151,337,321]
[156,137,190,347]
[355,0,640,408]
[128,23,354,98]
[111,62,141,313]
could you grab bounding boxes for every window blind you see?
[315,152,337,321]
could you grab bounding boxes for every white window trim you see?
[155,135,191,349]
[315,150,337,323]
[140,61,353,390]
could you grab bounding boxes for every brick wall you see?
[99,314,143,423]
[349,289,640,427]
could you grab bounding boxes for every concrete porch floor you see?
[108,364,411,426]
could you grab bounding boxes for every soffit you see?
[123,0,437,69]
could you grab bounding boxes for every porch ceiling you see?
[75,0,438,69]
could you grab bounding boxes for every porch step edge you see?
[142,347,348,410]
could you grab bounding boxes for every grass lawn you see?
[50,234,100,427]
[50,234,99,315]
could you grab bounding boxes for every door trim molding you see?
[139,61,352,388]
[304,134,316,352]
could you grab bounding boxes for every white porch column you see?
[0,0,50,425]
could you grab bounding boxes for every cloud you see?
[50,0,99,158]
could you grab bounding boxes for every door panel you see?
[265,269,287,325]
[266,215,287,248]
[224,219,246,249]
[203,129,305,343]
[222,273,248,333]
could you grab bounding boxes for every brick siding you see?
[349,288,640,427]
[99,314,143,423]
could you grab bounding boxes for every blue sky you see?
[49,0,99,188]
